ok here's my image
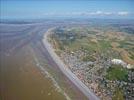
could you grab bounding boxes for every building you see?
[111,59,125,65]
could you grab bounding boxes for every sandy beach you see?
[43,28,99,100]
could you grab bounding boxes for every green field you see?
[50,26,134,64]
[106,65,128,81]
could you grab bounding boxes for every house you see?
[127,64,134,69]
[111,59,125,65]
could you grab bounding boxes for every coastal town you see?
[48,23,134,100]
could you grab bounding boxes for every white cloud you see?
[96,11,103,15]
[103,12,113,15]
[117,11,129,16]
[81,11,113,16]
[43,11,130,17]
[83,11,104,15]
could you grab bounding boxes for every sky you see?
[1,0,134,19]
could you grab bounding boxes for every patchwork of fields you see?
[49,22,134,100]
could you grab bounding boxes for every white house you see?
[111,59,134,69]
[127,64,134,69]
[111,59,125,65]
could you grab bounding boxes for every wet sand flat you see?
[0,24,66,100]
[0,45,66,100]
[0,23,88,100]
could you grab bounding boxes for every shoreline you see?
[43,28,99,100]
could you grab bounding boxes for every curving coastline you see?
[43,28,100,100]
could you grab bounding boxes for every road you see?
[43,28,100,100]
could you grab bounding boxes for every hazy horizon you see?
[1,0,134,19]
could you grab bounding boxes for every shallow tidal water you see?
[0,45,66,100]
[0,24,88,100]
